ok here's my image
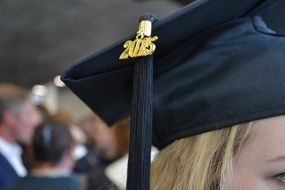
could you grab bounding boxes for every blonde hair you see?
[151,123,252,190]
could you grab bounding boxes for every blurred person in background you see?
[69,123,89,190]
[51,110,89,190]
[7,120,79,190]
[105,118,159,190]
[21,104,51,172]
[112,118,130,158]
[78,114,117,190]
[0,83,41,189]
[80,114,117,161]
[50,110,88,163]
[35,104,50,122]
[103,118,130,190]
[50,110,88,164]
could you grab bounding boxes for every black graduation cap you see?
[61,0,285,189]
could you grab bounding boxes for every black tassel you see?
[126,14,157,190]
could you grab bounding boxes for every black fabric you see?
[127,55,153,190]
[62,0,284,127]
[152,16,285,148]
[62,1,285,149]
[62,0,264,125]
[6,175,79,190]
[247,0,285,34]
[125,14,156,190]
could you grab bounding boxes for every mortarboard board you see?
[61,0,285,126]
[61,0,285,189]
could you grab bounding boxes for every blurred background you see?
[0,0,192,121]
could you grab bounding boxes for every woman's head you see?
[151,122,251,190]
[152,115,285,190]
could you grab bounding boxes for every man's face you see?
[11,101,42,144]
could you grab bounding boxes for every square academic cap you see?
[61,0,285,189]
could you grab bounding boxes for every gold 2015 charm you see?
[119,20,158,60]
[119,36,158,59]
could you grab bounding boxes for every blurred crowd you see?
[0,83,130,190]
